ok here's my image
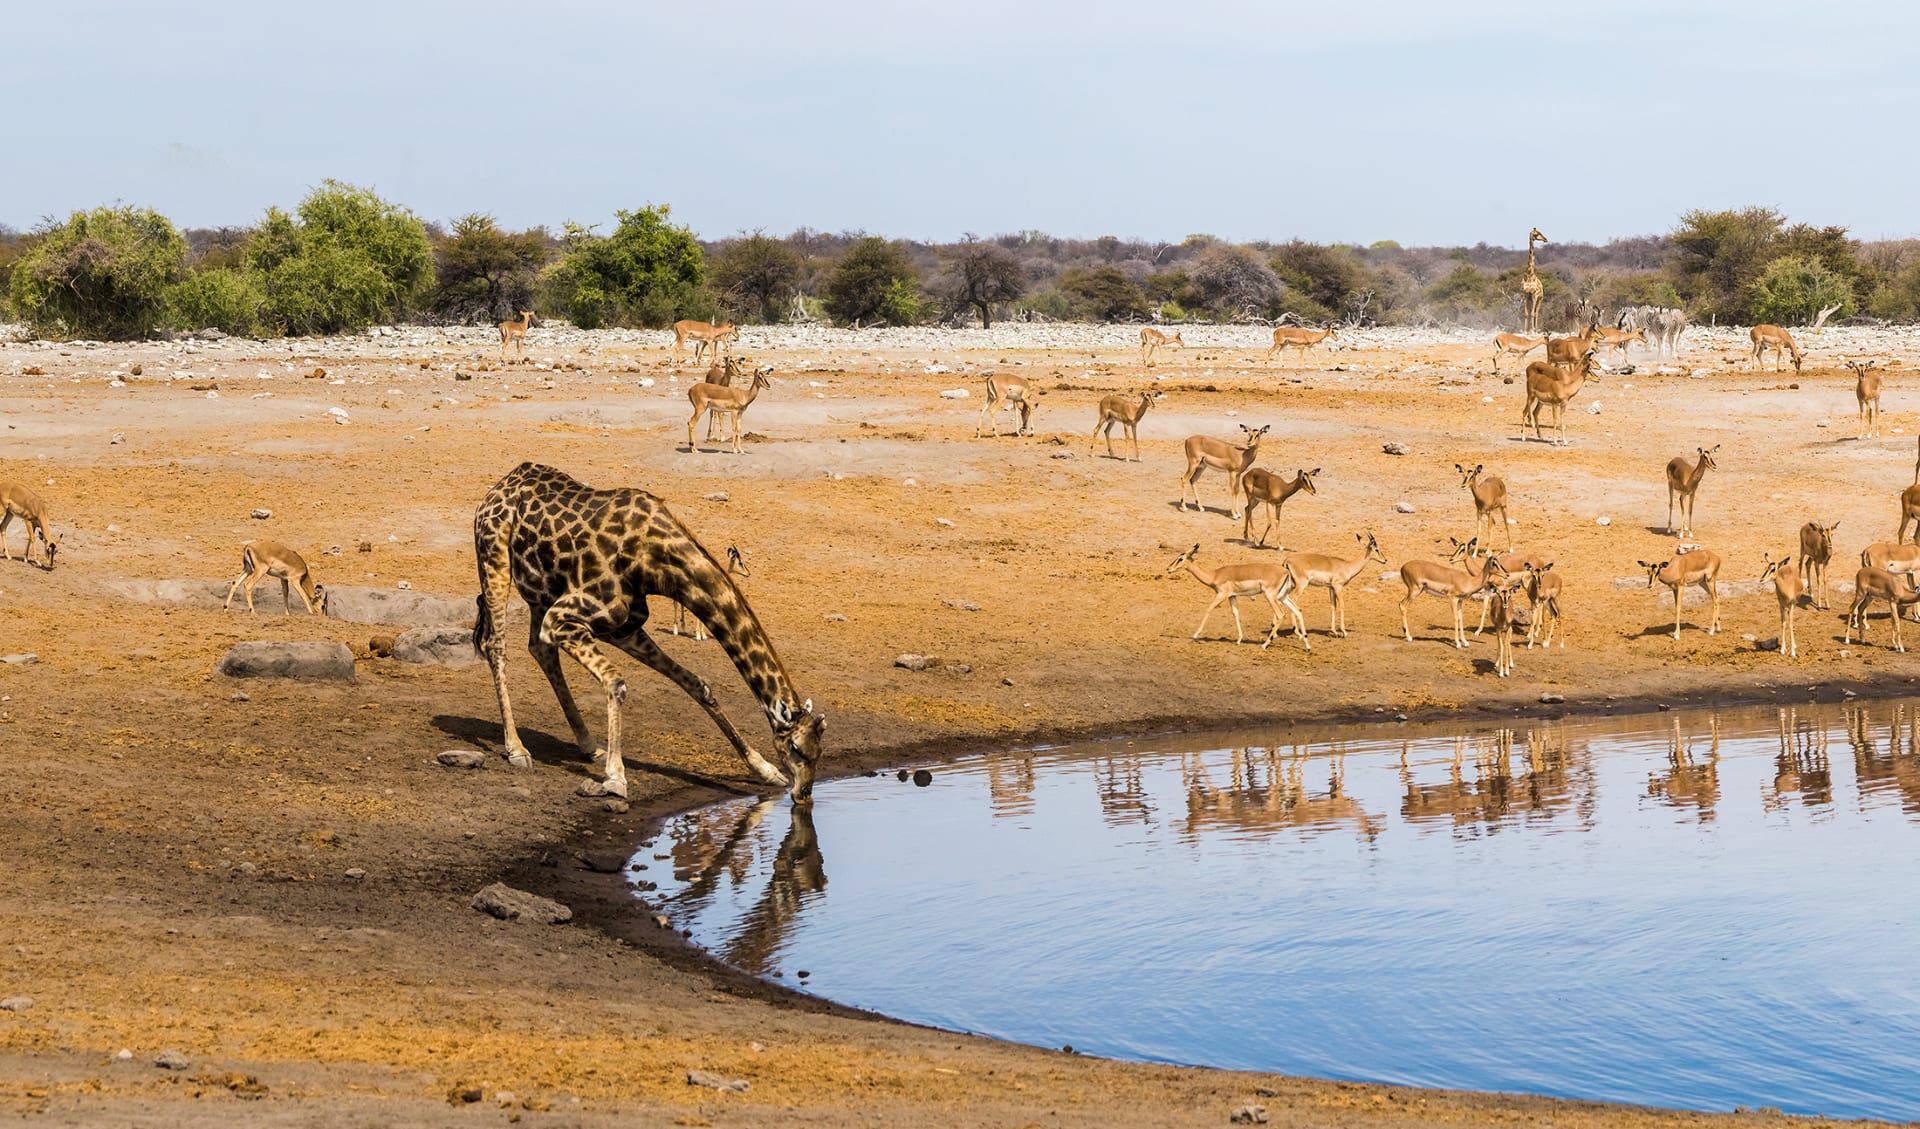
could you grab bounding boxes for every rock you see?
[1051,451,1075,459]
[687,1070,751,1093]
[1539,692,1566,704]
[250,508,272,520]
[938,389,969,399]
[943,663,972,674]
[0,997,31,1011]
[1382,442,1409,455]
[436,750,486,769]
[215,641,355,681]
[1231,1105,1269,1124]
[1595,516,1611,526]
[895,654,932,671]
[129,365,142,376]
[702,492,730,502]
[823,613,848,622]
[345,868,366,880]
[448,1086,483,1104]
[321,586,476,628]
[575,851,626,873]
[393,625,481,667]
[197,328,226,341]
[0,654,38,665]
[470,883,572,925]
[934,517,955,527]
[1393,502,1416,514]
[367,634,395,657]
[109,432,124,445]
[395,580,412,590]
[495,1091,517,1109]
[912,769,933,787]
[155,1050,192,1070]
[601,799,630,814]
[942,598,981,612]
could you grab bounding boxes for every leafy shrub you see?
[430,214,551,324]
[823,237,920,326]
[1015,289,1076,321]
[1188,244,1282,318]
[540,207,710,329]
[1270,242,1368,317]
[1056,266,1149,321]
[1749,256,1855,325]
[1425,263,1507,324]
[711,233,801,323]
[248,181,435,334]
[1157,300,1189,322]
[165,267,265,335]
[9,206,186,338]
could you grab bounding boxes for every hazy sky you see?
[6,0,1917,247]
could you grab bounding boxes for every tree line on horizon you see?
[3,182,1918,341]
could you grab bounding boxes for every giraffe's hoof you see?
[507,752,533,769]
[601,776,629,799]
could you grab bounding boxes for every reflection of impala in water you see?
[1764,707,1833,810]
[662,800,825,975]
[1398,728,1587,832]
[1647,716,1720,819]
[1847,704,1920,815]
[1182,746,1381,843]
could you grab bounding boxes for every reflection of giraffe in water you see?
[985,751,1038,817]
[1182,746,1381,843]
[1647,715,1721,819]
[1764,706,1833,811]
[722,803,825,974]
[1846,704,1920,815]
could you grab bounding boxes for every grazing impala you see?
[1861,540,1920,621]
[1398,537,1501,649]
[1090,390,1162,460]
[1638,548,1723,640]
[1591,325,1647,365]
[1491,333,1546,373]
[1141,327,1184,365]
[976,373,1034,437]
[1798,521,1838,610]
[1284,532,1387,638]
[672,319,739,364]
[1750,324,1803,372]
[224,540,325,615]
[1665,445,1719,537]
[1845,566,1920,651]
[687,366,772,453]
[1166,543,1309,651]
[1265,324,1337,362]
[1239,466,1320,547]
[0,481,60,569]
[1850,359,1882,439]
[1180,424,1269,518]
[1456,464,1512,552]
[1759,553,1805,658]
[497,310,537,361]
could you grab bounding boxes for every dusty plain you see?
[0,321,1914,1126]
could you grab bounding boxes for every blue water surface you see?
[637,702,1920,1122]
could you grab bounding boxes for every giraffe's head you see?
[771,697,825,804]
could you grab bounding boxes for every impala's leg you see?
[280,577,293,615]
[1090,418,1106,456]
[1229,598,1247,644]
[1896,604,1908,653]
[1543,602,1558,649]
[1399,593,1416,642]
[1673,586,1683,641]
[1330,586,1344,636]
[1501,506,1513,550]
[1226,473,1245,521]
[1451,598,1468,649]
[223,571,244,611]
[1180,464,1200,511]
[1194,594,1229,641]
[1129,424,1142,462]
[243,573,264,614]
[1284,592,1309,651]
[1668,489,1677,534]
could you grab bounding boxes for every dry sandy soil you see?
[0,320,1914,1126]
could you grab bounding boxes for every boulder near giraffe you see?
[471,462,824,801]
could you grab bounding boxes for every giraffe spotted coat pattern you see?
[472,462,824,801]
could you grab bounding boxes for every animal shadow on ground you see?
[431,714,764,794]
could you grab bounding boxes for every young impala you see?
[1759,553,1804,659]
[1638,548,1722,640]
[1239,467,1320,547]
[1523,563,1562,649]
[1665,445,1719,538]
[1090,391,1162,460]
[1456,464,1512,552]
[497,310,537,362]
[1180,424,1269,519]
[1797,520,1838,610]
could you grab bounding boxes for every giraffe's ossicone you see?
[471,462,824,802]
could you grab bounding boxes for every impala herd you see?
[0,310,1906,692]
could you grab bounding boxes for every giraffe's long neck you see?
[1527,234,1537,275]
[673,550,802,727]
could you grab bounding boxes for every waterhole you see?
[638,701,1920,1120]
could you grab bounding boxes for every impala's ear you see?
[1454,463,1464,473]
[1311,467,1321,475]
[1190,543,1200,554]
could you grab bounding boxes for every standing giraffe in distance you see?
[472,463,824,802]
[1521,228,1548,334]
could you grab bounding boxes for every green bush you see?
[9,206,186,338]
[823,237,920,326]
[1056,266,1149,321]
[431,214,551,324]
[1157,300,1189,322]
[540,207,709,329]
[1015,289,1076,321]
[165,267,265,336]
[1426,263,1506,324]
[1749,255,1855,325]
[247,182,435,334]
[711,233,801,323]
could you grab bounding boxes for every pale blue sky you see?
[6,0,1917,246]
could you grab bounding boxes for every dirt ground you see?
[0,322,1911,1126]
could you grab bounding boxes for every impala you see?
[1284,532,1386,638]
[1166,543,1310,651]
[1759,553,1804,658]
[1180,424,1269,518]
[687,366,772,453]
[1239,466,1320,547]
[1750,324,1803,372]
[1638,548,1722,640]
[1491,333,1546,374]
[497,310,537,361]
[1090,390,1162,460]
[1797,520,1838,610]
[1398,537,1500,649]
[1141,327,1184,366]
[1265,324,1337,362]
[976,373,1035,437]
[224,540,325,615]
[1850,359,1882,439]
[1845,566,1920,651]
[672,319,739,364]
[0,481,60,569]
[1456,463,1512,552]
[1665,444,1719,537]
[1521,343,1600,444]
